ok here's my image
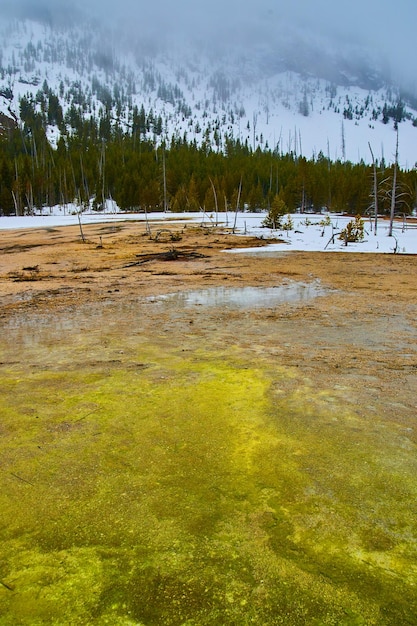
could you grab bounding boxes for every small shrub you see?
[319,215,332,227]
[338,215,365,245]
[262,194,288,229]
[282,214,294,231]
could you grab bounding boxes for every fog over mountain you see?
[1,0,417,218]
[1,0,416,94]
[1,0,416,167]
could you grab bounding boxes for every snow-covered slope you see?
[1,16,416,167]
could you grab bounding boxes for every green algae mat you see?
[0,300,416,625]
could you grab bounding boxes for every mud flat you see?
[0,221,416,624]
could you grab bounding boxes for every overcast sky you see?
[2,0,416,90]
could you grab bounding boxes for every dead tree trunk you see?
[368,142,378,235]
[209,177,219,226]
[233,177,243,233]
[389,128,399,238]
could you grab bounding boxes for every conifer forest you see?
[1,98,416,217]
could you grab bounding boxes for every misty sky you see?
[1,0,416,89]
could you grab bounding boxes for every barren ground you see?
[1,219,416,427]
[1,219,417,624]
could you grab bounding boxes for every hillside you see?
[1,15,417,167]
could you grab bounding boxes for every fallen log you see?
[124,248,208,267]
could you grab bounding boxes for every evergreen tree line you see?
[1,109,416,217]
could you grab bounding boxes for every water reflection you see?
[1,282,330,352]
[153,281,329,309]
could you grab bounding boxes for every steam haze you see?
[1,0,416,92]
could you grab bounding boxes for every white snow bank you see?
[0,209,416,254]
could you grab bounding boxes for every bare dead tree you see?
[209,177,219,226]
[252,112,258,151]
[144,204,152,237]
[76,203,86,243]
[162,147,168,213]
[327,139,332,210]
[224,194,229,226]
[341,121,346,162]
[389,128,399,237]
[368,142,378,235]
[98,139,106,209]
[79,155,89,207]
[11,190,19,216]
[233,176,243,233]
[25,183,34,215]
[13,158,22,216]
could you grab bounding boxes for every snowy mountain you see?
[1,13,416,167]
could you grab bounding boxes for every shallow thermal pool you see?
[151,280,330,309]
[0,291,416,625]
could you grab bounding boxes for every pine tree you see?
[262,192,288,229]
